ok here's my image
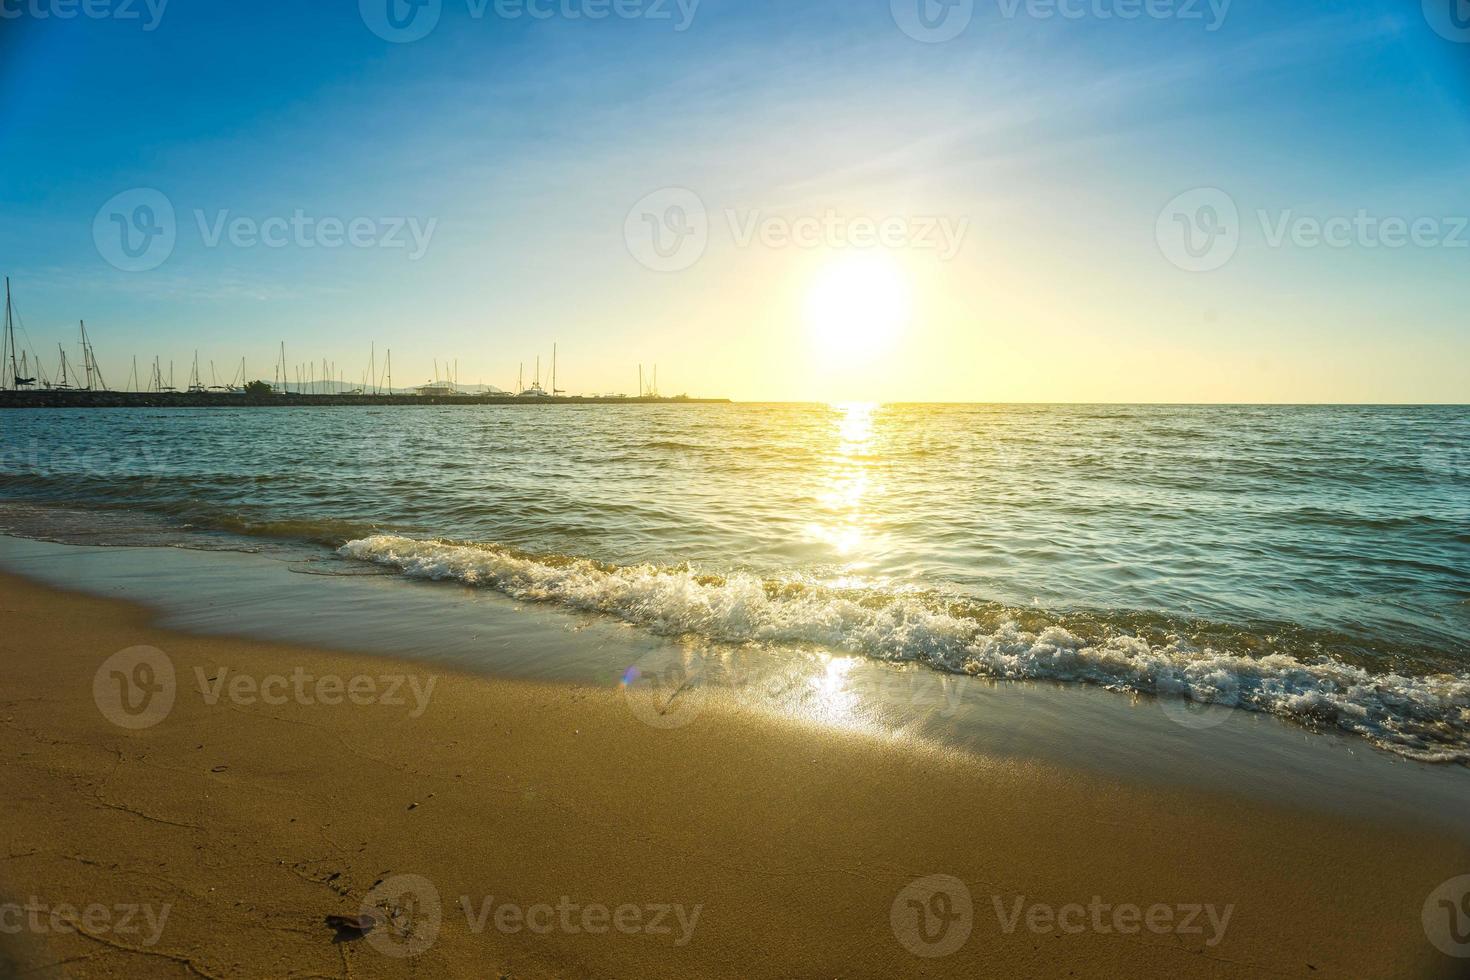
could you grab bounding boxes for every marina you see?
[1,278,722,407]
[0,390,725,408]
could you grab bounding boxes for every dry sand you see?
[0,571,1465,978]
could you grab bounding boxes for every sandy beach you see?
[7,0,1469,973]
[0,570,1465,978]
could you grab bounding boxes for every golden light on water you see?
[804,655,863,725]
[807,401,878,562]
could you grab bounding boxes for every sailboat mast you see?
[77,319,106,391]
[4,278,17,391]
[80,321,91,390]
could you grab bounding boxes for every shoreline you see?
[1,569,1468,976]
[2,531,1469,837]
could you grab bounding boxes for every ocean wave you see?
[339,534,1470,764]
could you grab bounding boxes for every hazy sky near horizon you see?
[1,0,1468,402]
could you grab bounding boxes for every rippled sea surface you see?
[2,404,1467,760]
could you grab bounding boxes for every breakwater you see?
[0,391,728,409]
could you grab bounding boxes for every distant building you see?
[414,383,459,397]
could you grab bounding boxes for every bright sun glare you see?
[804,252,911,364]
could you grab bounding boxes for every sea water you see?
[1,402,1466,761]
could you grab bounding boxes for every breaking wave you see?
[339,534,1470,764]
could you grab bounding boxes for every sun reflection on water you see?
[807,401,879,565]
[803,655,863,725]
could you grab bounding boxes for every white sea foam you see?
[339,535,1470,763]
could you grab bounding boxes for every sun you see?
[804,252,911,364]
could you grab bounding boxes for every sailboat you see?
[77,320,106,390]
[3,278,36,389]
[49,344,75,391]
[519,354,551,397]
[187,351,207,393]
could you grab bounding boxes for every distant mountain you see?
[281,381,510,395]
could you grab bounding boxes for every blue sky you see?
[1,0,1467,400]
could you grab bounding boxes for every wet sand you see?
[0,570,1466,978]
